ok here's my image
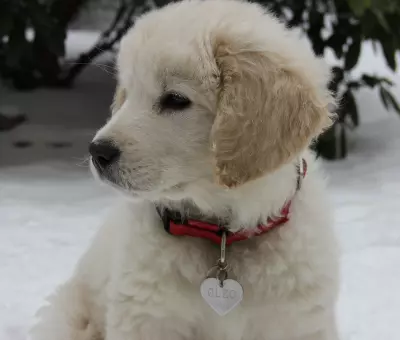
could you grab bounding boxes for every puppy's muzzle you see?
[89,139,120,173]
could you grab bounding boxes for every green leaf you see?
[328,67,344,94]
[373,9,391,32]
[332,67,345,82]
[349,0,372,16]
[381,77,394,86]
[371,0,400,13]
[288,7,304,27]
[379,86,390,109]
[380,39,397,70]
[306,10,325,56]
[348,81,361,90]
[378,86,400,114]
[361,12,376,37]
[314,124,341,160]
[385,89,400,114]
[326,33,345,59]
[345,37,362,70]
[342,90,359,127]
[362,74,380,87]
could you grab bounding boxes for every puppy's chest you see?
[122,215,294,304]
[162,239,275,293]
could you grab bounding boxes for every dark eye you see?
[159,92,191,112]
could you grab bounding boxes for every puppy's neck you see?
[156,155,306,232]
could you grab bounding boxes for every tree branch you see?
[61,1,142,86]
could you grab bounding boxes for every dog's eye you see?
[159,92,191,112]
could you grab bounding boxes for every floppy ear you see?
[111,86,127,114]
[212,45,334,188]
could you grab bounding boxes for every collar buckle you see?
[157,207,187,234]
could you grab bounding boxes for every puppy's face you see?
[91,49,219,197]
[90,0,334,199]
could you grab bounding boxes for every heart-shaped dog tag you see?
[200,278,243,316]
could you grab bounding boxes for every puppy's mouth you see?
[90,157,118,185]
[90,159,194,200]
[90,158,159,197]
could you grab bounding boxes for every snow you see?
[329,119,400,340]
[1,31,400,340]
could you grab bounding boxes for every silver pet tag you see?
[200,277,243,316]
[200,231,244,316]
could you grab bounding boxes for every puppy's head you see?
[90,0,334,199]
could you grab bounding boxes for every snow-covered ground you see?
[1,31,400,340]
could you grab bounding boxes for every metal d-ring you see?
[216,231,228,287]
[219,231,227,265]
[217,267,228,287]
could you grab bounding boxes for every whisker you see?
[74,156,91,168]
[65,61,117,76]
[94,46,114,53]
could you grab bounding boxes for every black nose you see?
[89,140,120,171]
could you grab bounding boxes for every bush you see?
[0,0,89,89]
[1,0,399,158]
[263,0,400,159]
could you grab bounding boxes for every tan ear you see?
[212,46,334,187]
[111,86,127,114]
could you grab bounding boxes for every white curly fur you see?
[30,1,339,339]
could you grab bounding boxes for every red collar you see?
[158,159,307,246]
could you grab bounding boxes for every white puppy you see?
[31,1,339,339]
